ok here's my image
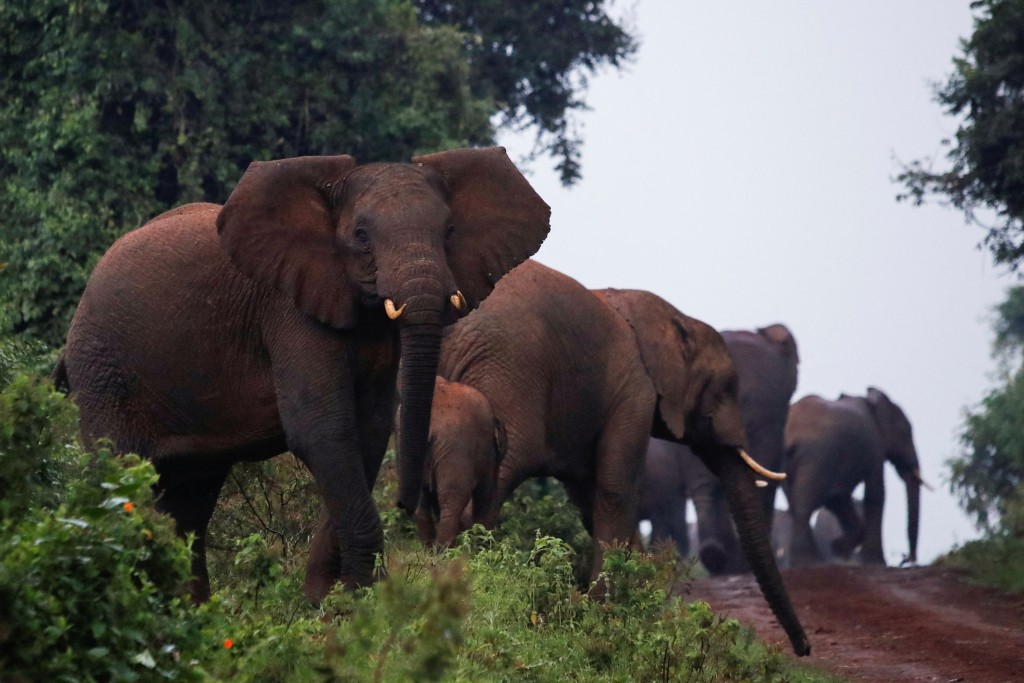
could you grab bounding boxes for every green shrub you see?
[0,448,213,682]
[937,533,1024,594]
[0,372,78,521]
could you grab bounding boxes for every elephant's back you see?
[443,259,631,372]
[439,259,647,461]
[785,395,879,462]
[63,202,281,455]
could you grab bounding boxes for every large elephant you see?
[424,266,810,655]
[639,324,800,574]
[783,388,924,567]
[402,376,505,548]
[54,147,549,602]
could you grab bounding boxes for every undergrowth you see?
[0,345,834,681]
[936,534,1024,594]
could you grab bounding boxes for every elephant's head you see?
[216,147,549,514]
[594,288,809,656]
[865,387,922,564]
[593,289,745,449]
[722,323,800,517]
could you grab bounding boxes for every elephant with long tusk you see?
[54,147,550,604]
[402,264,811,656]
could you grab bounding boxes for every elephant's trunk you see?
[706,446,811,656]
[904,474,920,564]
[396,322,443,515]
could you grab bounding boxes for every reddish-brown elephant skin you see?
[422,263,809,656]
[54,147,549,604]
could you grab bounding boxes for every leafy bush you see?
[0,370,77,521]
[0,448,213,682]
[937,534,1024,594]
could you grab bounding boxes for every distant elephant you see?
[401,376,506,548]
[638,324,800,574]
[783,388,925,567]
[423,266,809,656]
[54,147,549,602]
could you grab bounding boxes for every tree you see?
[0,0,635,346]
[414,0,637,185]
[952,285,1024,534]
[896,0,1024,271]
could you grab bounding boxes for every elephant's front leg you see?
[859,472,887,565]
[786,502,822,567]
[588,410,650,582]
[273,351,385,602]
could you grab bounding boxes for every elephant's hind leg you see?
[824,496,864,560]
[153,464,231,602]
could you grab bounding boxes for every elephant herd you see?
[51,147,917,659]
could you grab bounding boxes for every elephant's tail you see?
[51,355,70,394]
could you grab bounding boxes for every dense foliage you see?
[896,0,1024,271]
[415,0,637,184]
[951,285,1024,534]
[0,0,633,346]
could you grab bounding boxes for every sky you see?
[498,1,1009,565]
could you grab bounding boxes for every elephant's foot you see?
[831,535,859,559]
[303,564,383,604]
[699,541,728,575]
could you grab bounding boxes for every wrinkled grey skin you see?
[638,324,799,574]
[783,388,921,567]
[399,376,505,548]
[55,147,549,603]
[422,269,810,656]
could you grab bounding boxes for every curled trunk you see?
[704,446,811,656]
[396,324,442,514]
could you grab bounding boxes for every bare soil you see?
[685,565,1024,682]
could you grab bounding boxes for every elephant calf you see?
[783,388,926,567]
[403,377,506,548]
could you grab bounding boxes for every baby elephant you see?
[403,376,506,547]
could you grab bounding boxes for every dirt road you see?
[686,565,1024,682]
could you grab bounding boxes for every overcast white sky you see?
[499,1,1009,564]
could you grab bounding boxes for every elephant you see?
[783,388,925,567]
[420,264,810,656]
[401,376,506,548]
[54,147,550,603]
[638,324,800,575]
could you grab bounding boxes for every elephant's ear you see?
[865,386,898,425]
[217,155,359,328]
[598,289,694,440]
[412,147,550,308]
[758,323,800,364]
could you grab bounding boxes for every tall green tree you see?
[952,285,1024,534]
[897,0,1024,270]
[415,0,637,185]
[0,0,634,346]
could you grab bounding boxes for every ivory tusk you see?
[384,298,406,320]
[755,480,768,488]
[739,449,786,481]
[450,291,467,311]
[913,469,935,492]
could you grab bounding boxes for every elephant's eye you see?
[444,224,455,245]
[354,227,369,244]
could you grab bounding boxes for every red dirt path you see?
[685,565,1024,682]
